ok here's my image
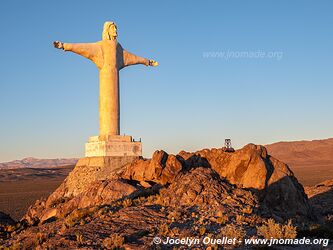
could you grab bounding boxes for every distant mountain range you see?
[266,138,333,185]
[0,157,78,169]
[266,138,333,164]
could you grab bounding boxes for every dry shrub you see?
[257,219,297,239]
[75,231,84,245]
[241,206,253,214]
[158,223,170,236]
[220,224,246,244]
[236,215,246,223]
[199,226,206,236]
[146,195,156,204]
[122,199,133,208]
[8,242,23,250]
[167,210,182,222]
[179,228,192,238]
[103,233,125,249]
[132,196,146,206]
[64,208,92,228]
[155,194,165,205]
[155,190,171,206]
[216,216,227,225]
[97,206,109,216]
[5,225,16,233]
[35,232,47,245]
[170,227,180,237]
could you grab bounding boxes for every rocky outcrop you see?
[158,167,258,212]
[178,144,312,219]
[22,144,312,227]
[120,150,183,185]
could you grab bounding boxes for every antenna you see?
[225,139,232,149]
[224,139,235,152]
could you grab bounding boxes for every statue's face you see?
[109,24,117,38]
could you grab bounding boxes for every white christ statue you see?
[53,21,158,138]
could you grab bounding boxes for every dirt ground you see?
[0,166,73,220]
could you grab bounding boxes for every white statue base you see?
[85,135,142,157]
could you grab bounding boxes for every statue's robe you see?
[63,40,149,136]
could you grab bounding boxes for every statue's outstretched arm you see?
[53,41,103,69]
[123,50,158,68]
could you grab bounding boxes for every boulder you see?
[159,167,258,210]
[178,144,313,219]
[120,150,183,185]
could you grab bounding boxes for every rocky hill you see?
[266,138,333,185]
[0,157,78,170]
[1,144,331,249]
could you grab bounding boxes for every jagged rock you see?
[178,144,312,219]
[158,167,258,210]
[120,150,183,185]
[22,144,313,228]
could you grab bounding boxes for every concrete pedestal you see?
[85,135,142,157]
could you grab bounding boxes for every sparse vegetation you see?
[5,225,16,233]
[146,195,155,204]
[64,208,92,228]
[158,223,170,236]
[35,232,47,245]
[75,231,84,245]
[236,214,246,223]
[216,216,228,224]
[220,224,246,244]
[198,226,206,236]
[122,199,133,208]
[155,194,164,205]
[167,210,182,222]
[169,227,180,237]
[241,206,253,214]
[257,219,297,239]
[103,233,125,249]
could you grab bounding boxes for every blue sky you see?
[0,0,332,161]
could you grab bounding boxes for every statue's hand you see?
[53,41,64,50]
[148,60,159,67]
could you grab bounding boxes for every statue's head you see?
[102,21,117,40]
